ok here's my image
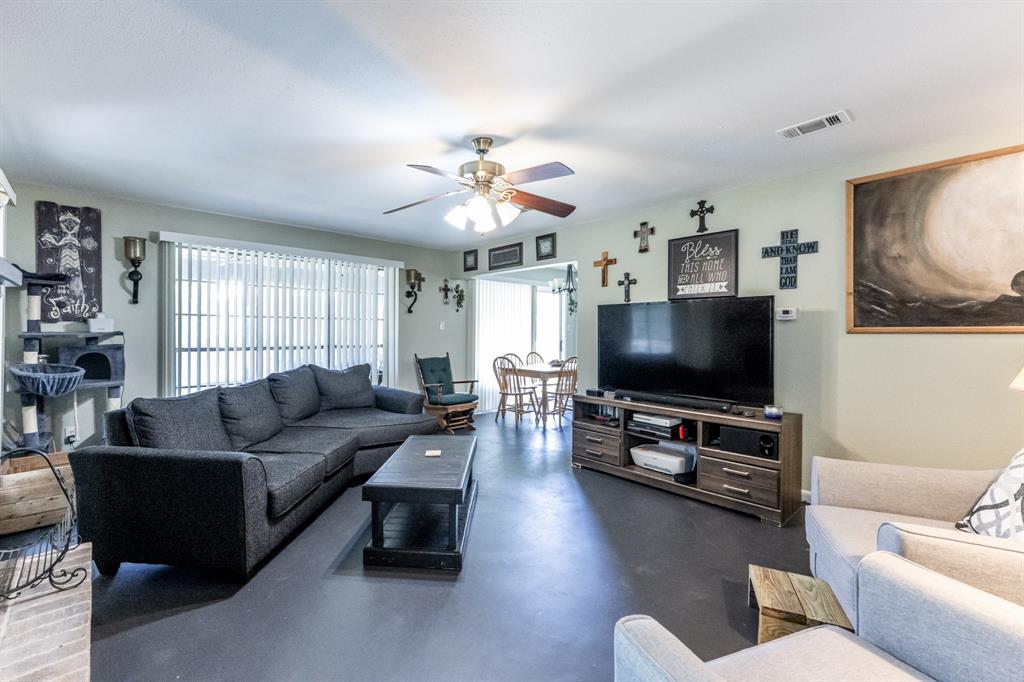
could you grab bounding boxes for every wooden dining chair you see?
[493,355,539,427]
[548,356,578,428]
[526,351,545,365]
[504,353,525,366]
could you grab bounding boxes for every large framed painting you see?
[488,242,523,270]
[847,145,1024,333]
[35,201,102,322]
[667,229,738,300]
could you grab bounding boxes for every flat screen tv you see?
[598,297,774,406]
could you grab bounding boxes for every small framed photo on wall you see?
[536,233,557,261]
[463,248,478,272]
[488,242,524,270]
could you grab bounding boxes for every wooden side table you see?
[747,564,853,644]
[0,543,92,681]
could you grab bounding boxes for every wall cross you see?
[761,229,819,289]
[593,251,618,287]
[633,221,655,253]
[617,272,637,303]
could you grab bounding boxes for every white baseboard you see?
[801,488,811,504]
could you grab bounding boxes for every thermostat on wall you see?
[776,307,799,321]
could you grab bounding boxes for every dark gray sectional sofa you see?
[69,363,439,578]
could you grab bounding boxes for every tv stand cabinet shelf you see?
[571,395,802,526]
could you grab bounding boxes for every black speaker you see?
[719,426,778,460]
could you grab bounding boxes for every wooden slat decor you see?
[748,563,852,644]
[0,543,92,681]
[0,452,73,535]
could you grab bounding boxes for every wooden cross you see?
[689,199,714,233]
[633,221,655,253]
[593,251,617,287]
[761,229,819,289]
[617,272,637,303]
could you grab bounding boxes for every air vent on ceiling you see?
[776,110,852,139]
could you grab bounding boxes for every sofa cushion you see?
[267,365,320,422]
[292,407,439,447]
[126,388,234,451]
[219,380,284,450]
[956,448,1024,540]
[311,364,375,410]
[250,452,325,518]
[806,505,950,619]
[707,626,929,681]
[246,427,359,476]
[417,355,454,395]
[432,392,478,406]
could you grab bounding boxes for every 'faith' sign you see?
[761,229,818,289]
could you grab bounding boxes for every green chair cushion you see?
[432,392,478,406]
[417,356,455,396]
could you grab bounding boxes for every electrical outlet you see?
[63,425,77,444]
[439,321,446,331]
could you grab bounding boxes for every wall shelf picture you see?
[536,233,557,261]
[667,229,738,300]
[463,249,478,272]
[35,201,102,322]
[488,242,523,270]
[847,145,1024,333]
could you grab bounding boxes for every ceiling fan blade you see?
[501,162,574,186]
[407,164,473,185]
[506,189,576,218]
[382,189,470,215]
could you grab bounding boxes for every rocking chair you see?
[414,353,478,434]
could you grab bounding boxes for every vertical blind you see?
[473,279,533,411]
[163,239,398,395]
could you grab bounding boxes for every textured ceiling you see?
[1,1,1021,248]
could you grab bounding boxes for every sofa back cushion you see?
[219,380,284,450]
[126,388,235,451]
[267,365,320,422]
[311,364,375,410]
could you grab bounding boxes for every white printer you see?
[630,441,697,476]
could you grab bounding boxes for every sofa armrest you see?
[857,552,1024,682]
[614,616,724,682]
[877,522,1024,606]
[69,446,269,574]
[373,385,424,414]
[810,456,997,522]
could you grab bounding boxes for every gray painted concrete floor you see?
[90,418,809,681]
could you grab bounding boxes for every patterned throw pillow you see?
[956,449,1024,540]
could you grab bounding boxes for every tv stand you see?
[614,390,732,413]
[571,394,802,526]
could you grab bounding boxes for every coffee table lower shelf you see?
[364,479,478,571]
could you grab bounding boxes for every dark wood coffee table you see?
[362,435,478,571]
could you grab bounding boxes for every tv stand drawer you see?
[572,427,622,466]
[700,456,778,491]
[573,442,623,466]
[699,473,778,508]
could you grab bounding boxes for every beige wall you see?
[461,126,1024,485]
[3,182,466,446]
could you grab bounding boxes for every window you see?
[161,236,399,395]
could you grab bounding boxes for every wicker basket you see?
[0,451,73,535]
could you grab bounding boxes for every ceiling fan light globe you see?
[466,194,497,232]
[444,204,469,230]
[496,201,520,226]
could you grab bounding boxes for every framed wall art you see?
[488,242,523,270]
[35,201,102,321]
[463,248,478,272]
[535,232,557,260]
[847,145,1024,333]
[667,229,738,300]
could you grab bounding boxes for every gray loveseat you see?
[70,363,439,578]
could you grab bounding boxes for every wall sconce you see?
[405,268,424,313]
[123,236,146,304]
[454,283,465,312]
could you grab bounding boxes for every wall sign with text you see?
[667,229,738,300]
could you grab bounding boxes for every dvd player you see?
[633,413,682,428]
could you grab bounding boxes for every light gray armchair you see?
[806,456,1022,620]
[614,552,1024,682]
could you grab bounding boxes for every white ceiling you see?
[1,1,1021,249]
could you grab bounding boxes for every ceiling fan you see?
[383,137,576,233]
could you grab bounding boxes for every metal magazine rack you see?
[0,448,86,601]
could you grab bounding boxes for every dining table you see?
[515,363,564,422]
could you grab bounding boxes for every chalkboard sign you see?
[667,229,738,300]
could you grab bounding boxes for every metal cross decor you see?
[633,221,655,253]
[593,251,618,287]
[617,272,637,303]
[689,199,714,233]
[439,278,453,304]
[761,229,819,289]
